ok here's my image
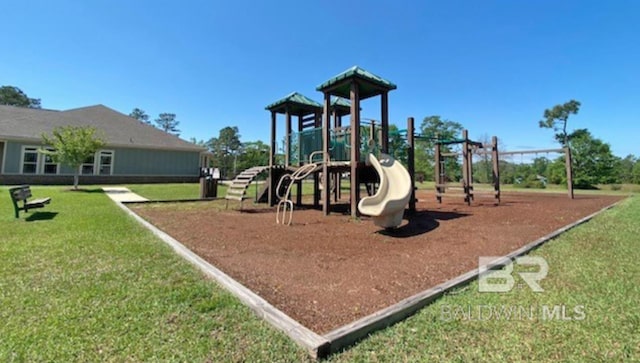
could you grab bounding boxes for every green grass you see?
[329,196,640,362]
[1,185,638,361]
[0,186,307,362]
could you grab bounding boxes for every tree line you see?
[411,100,633,189]
[0,85,182,136]
[3,86,635,188]
[201,100,636,189]
[128,108,180,136]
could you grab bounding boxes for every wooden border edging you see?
[122,197,219,205]
[114,195,623,359]
[322,200,622,355]
[113,201,330,359]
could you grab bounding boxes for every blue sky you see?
[2,1,638,157]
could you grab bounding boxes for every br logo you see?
[478,256,549,293]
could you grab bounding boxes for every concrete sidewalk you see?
[102,187,149,203]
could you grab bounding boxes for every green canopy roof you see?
[331,96,351,108]
[265,92,322,115]
[331,97,352,117]
[317,66,397,99]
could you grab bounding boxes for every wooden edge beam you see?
[322,199,622,355]
[115,202,330,359]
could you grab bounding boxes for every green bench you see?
[9,185,51,218]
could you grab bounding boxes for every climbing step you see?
[225,166,270,201]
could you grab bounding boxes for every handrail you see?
[276,162,320,226]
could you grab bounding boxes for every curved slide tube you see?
[357,153,412,229]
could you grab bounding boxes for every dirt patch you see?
[131,191,623,333]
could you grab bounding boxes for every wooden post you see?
[350,82,361,218]
[435,141,442,204]
[322,93,331,215]
[492,136,501,203]
[461,129,470,205]
[565,147,574,199]
[268,111,277,206]
[333,172,339,202]
[296,114,303,206]
[317,110,324,207]
[199,175,206,199]
[467,132,474,202]
[407,117,416,213]
[314,173,320,208]
[285,109,291,167]
[381,91,389,154]
[336,106,343,201]
[369,120,376,153]
[211,178,218,198]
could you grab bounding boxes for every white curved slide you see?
[358,153,412,228]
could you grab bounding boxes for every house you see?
[0,104,210,185]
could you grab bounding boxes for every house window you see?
[22,147,39,174]
[42,148,58,174]
[81,155,95,175]
[79,150,114,175]
[98,151,113,175]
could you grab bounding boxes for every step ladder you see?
[225,166,270,208]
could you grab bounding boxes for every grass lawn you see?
[0,186,306,362]
[1,185,638,361]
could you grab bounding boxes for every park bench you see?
[8,185,51,218]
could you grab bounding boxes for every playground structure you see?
[432,130,574,205]
[499,147,574,199]
[261,66,404,222]
[358,153,412,228]
[225,65,575,222]
[433,130,500,205]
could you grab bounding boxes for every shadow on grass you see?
[378,210,469,238]
[64,188,105,194]
[25,211,58,222]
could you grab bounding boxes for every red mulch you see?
[131,191,623,333]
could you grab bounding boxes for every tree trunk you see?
[73,173,79,190]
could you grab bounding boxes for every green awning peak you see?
[265,92,323,115]
[316,66,396,99]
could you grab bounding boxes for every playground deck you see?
[131,191,623,334]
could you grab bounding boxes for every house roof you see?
[0,104,206,152]
[265,92,323,115]
[316,66,397,99]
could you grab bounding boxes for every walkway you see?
[102,187,148,203]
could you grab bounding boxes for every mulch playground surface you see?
[131,191,623,333]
